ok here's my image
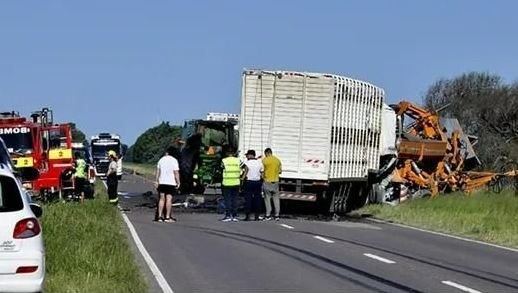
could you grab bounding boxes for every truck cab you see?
[176,117,238,195]
[0,109,73,200]
[90,133,123,178]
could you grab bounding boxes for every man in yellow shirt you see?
[262,148,282,221]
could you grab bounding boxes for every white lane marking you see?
[280,224,294,229]
[121,213,174,293]
[368,218,518,253]
[313,236,335,243]
[363,253,396,264]
[441,281,483,293]
[103,181,174,293]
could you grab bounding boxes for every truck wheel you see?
[316,190,332,214]
[354,184,368,209]
[329,183,354,214]
[367,183,384,204]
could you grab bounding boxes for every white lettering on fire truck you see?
[0,127,31,135]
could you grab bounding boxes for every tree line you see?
[424,72,518,171]
[125,122,181,163]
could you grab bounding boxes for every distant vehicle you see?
[90,133,123,179]
[0,163,45,293]
[174,119,238,194]
[71,142,96,198]
[206,112,239,122]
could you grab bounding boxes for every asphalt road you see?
[118,174,518,293]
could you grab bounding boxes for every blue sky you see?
[1,1,517,145]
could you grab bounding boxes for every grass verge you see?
[42,181,148,293]
[358,190,518,248]
[124,162,155,178]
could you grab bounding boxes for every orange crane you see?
[389,101,516,200]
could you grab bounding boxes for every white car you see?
[0,165,45,293]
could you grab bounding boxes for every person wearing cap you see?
[262,148,282,221]
[241,149,264,221]
[106,150,119,204]
[220,145,241,222]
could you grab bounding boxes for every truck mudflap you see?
[279,192,316,202]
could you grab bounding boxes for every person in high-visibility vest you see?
[73,151,87,204]
[220,146,241,222]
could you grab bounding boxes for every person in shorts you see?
[155,146,181,223]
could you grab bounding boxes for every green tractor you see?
[176,119,238,195]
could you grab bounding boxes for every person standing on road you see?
[73,151,87,204]
[262,148,282,221]
[106,150,119,204]
[242,150,263,221]
[155,146,181,223]
[221,146,241,222]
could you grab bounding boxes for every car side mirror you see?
[30,203,43,218]
[19,167,39,181]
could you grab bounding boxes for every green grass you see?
[124,162,155,177]
[42,182,148,293]
[358,190,518,248]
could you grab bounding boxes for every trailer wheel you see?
[329,183,356,214]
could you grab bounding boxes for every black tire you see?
[367,183,384,204]
[316,190,332,214]
[489,178,502,194]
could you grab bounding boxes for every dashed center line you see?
[280,224,295,229]
[363,253,396,264]
[441,281,483,293]
[313,236,335,243]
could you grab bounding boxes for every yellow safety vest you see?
[222,157,241,187]
[74,159,87,179]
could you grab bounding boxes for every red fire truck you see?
[0,108,74,200]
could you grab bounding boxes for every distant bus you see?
[90,133,123,178]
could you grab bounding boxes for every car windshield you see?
[0,175,23,212]
[91,144,119,158]
[0,132,33,154]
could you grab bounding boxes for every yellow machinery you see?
[390,101,517,200]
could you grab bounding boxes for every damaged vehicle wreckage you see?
[237,69,518,214]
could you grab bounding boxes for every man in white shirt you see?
[241,149,264,221]
[155,147,181,223]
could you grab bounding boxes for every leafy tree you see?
[423,72,518,170]
[128,122,181,163]
[69,123,86,143]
